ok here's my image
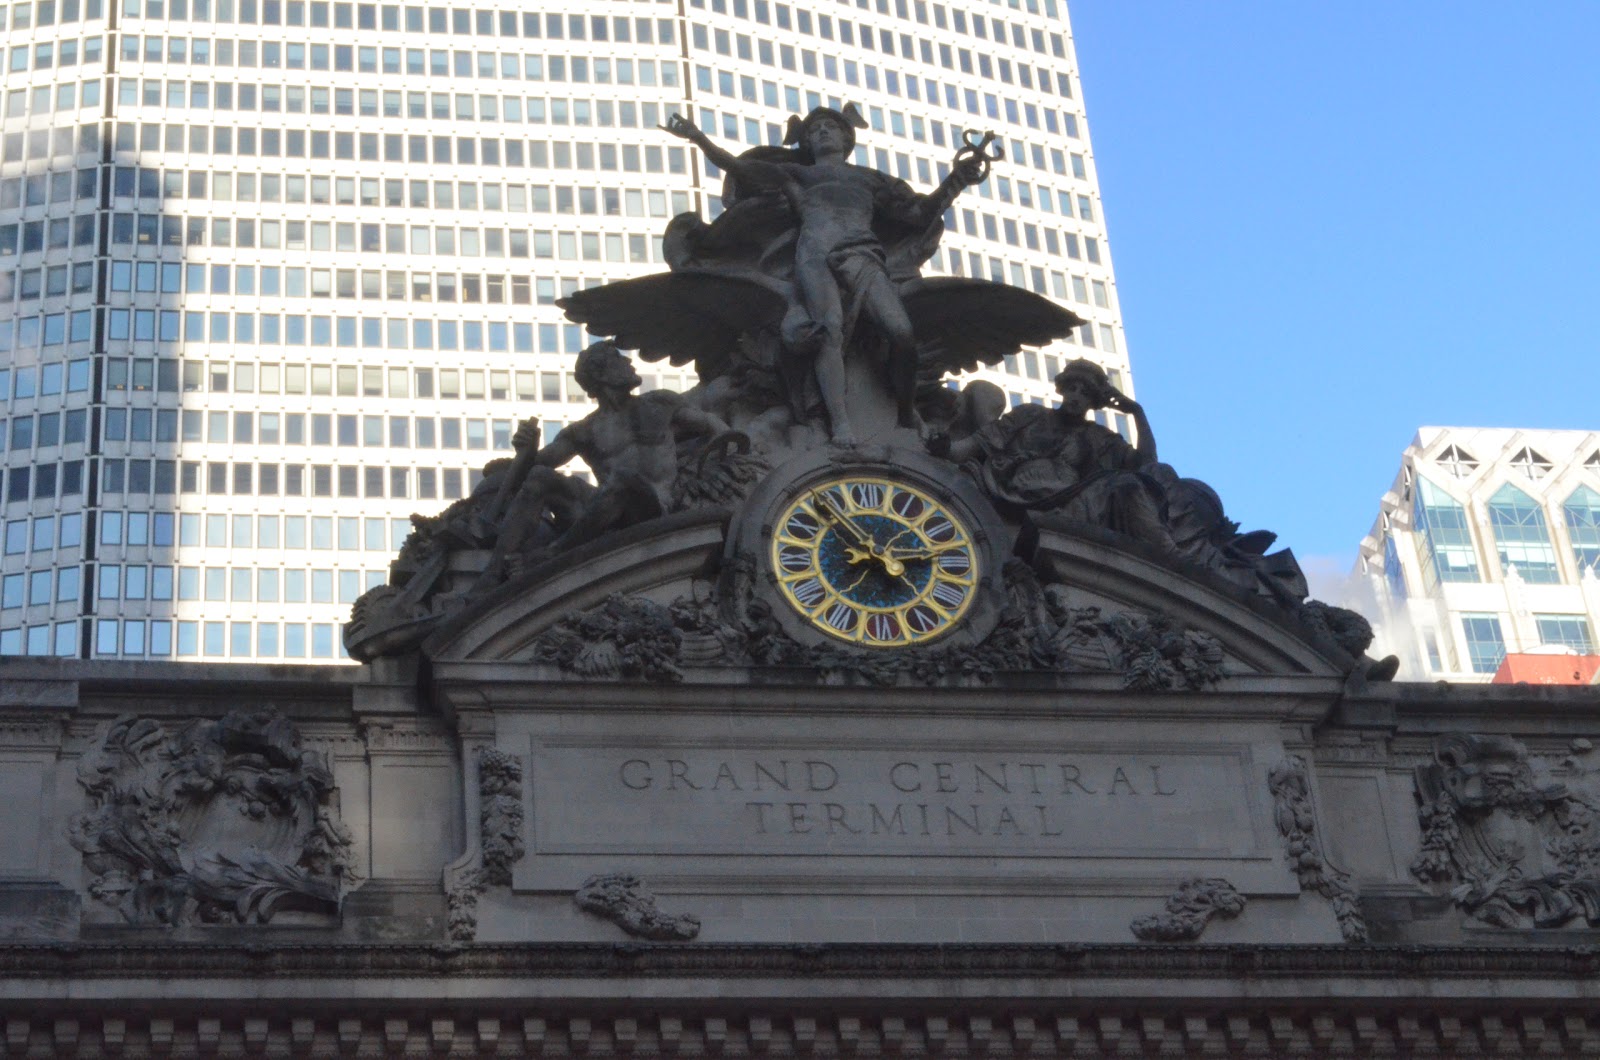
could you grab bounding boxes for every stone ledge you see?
[7,941,1600,982]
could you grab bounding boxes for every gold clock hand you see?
[814,491,870,547]
[815,492,905,576]
[888,541,964,561]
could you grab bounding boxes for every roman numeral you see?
[785,511,819,540]
[849,482,884,509]
[779,546,814,573]
[891,489,925,519]
[867,613,901,641]
[824,603,858,632]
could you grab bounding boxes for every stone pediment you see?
[419,491,1357,684]
[423,509,731,664]
[1027,518,1360,680]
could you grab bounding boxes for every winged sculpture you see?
[560,106,1084,444]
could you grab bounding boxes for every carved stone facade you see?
[6,640,1600,1054]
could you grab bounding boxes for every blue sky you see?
[1068,2,1600,576]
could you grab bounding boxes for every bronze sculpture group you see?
[345,106,1346,664]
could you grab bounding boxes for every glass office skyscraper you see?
[0,0,1131,661]
[1358,427,1600,681]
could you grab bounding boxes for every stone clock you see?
[728,448,1009,651]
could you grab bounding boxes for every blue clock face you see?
[770,476,979,647]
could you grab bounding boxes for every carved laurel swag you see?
[1269,755,1367,942]
[1412,734,1600,930]
[1043,602,1226,692]
[574,873,701,941]
[530,595,686,682]
[527,561,1226,690]
[1129,877,1245,942]
[68,711,356,927]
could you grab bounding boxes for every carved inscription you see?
[532,743,1257,860]
[621,758,1179,839]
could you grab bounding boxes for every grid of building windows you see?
[1359,429,1600,682]
[2,0,1133,660]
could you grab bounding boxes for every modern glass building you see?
[1358,427,1600,681]
[1,0,1133,661]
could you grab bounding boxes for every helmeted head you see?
[783,103,869,162]
[957,379,1008,431]
[573,341,640,397]
[1052,358,1113,417]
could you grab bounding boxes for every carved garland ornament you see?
[1129,877,1245,942]
[447,747,527,942]
[1269,755,1368,942]
[444,871,485,942]
[574,873,701,941]
[526,571,1226,691]
[68,711,356,927]
[1412,733,1600,930]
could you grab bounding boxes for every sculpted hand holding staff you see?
[662,105,989,443]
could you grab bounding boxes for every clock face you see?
[769,475,981,647]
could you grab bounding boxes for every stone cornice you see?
[429,669,1342,723]
[6,942,1600,985]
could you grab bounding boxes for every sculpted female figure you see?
[663,106,985,443]
[932,358,1176,549]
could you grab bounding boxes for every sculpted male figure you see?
[475,342,735,585]
[663,106,985,443]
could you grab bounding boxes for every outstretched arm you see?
[661,113,792,191]
[889,156,986,231]
[928,156,987,222]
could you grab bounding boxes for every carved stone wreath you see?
[68,710,357,927]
